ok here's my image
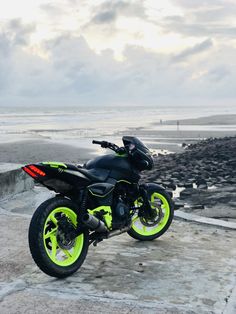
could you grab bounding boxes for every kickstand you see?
[89,237,103,247]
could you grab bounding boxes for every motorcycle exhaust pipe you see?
[106,225,131,238]
[82,213,108,233]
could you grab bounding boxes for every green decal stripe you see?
[117,180,132,184]
[43,207,84,267]
[42,162,67,168]
[131,192,170,236]
[88,188,114,198]
[116,153,128,157]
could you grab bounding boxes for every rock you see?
[174,201,185,209]
[166,190,173,198]
[180,188,199,199]
[196,177,207,186]
[165,182,176,190]
[190,204,205,210]
[142,136,236,217]
[184,183,193,188]
[198,184,208,190]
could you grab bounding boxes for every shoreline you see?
[0,140,95,164]
[0,113,235,163]
[1,130,236,164]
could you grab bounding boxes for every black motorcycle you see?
[23,136,174,278]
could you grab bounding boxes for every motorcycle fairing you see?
[85,154,140,182]
[88,183,114,197]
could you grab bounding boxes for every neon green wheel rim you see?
[43,207,84,266]
[131,193,170,236]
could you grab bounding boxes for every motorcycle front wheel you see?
[128,190,174,241]
[28,197,89,278]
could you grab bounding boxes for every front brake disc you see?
[140,203,163,227]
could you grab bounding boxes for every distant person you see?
[177,120,180,131]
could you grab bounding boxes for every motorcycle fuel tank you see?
[85,154,140,182]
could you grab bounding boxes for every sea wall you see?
[0,164,34,199]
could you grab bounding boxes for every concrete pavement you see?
[0,208,236,313]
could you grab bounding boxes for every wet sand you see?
[0,140,95,164]
[0,114,235,163]
[0,129,236,164]
[161,114,236,125]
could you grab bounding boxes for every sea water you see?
[0,104,235,152]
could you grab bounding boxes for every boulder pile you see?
[142,136,236,217]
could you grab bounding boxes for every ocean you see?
[0,104,236,153]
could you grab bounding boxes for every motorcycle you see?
[22,136,174,278]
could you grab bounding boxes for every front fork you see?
[138,185,157,220]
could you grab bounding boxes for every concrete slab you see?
[0,163,34,199]
[0,163,22,173]
[175,210,236,230]
[224,283,236,314]
[0,186,53,216]
[0,210,236,314]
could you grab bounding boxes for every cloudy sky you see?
[0,0,235,109]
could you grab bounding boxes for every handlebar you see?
[92,140,126,154]
[92,140,103,145]
[92,140,110,148]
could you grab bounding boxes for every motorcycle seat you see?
[77,168,110,182]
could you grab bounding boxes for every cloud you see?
[0,30,235,107]
[207,66,231,82]
[162,15,236,39]
[0,33,11,57]
[40,3,65,17]
[163,1,236,38]
[173,39,213,62]
[0,9,235,109]
[5,19,35,46]
[171,0,223,9]
[90,0,146,24]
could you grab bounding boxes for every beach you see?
[0,111,236,163]
[0,140,95,164]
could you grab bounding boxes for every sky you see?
[0,0,235,110]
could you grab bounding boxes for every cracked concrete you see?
[0,208,236,313]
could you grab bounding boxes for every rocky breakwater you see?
[142,136,236,220]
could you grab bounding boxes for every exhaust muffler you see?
[82,213,108,233]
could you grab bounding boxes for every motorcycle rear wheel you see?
[28,197,89,278]
[128,190,174,241]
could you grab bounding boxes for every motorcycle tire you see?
[28,196,89,278]
[128,189,174,241]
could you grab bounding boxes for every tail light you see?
[22,165,46,178]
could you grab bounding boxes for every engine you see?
[112,196,130,229]
[111,182,136,229]
[87,181,136,230]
